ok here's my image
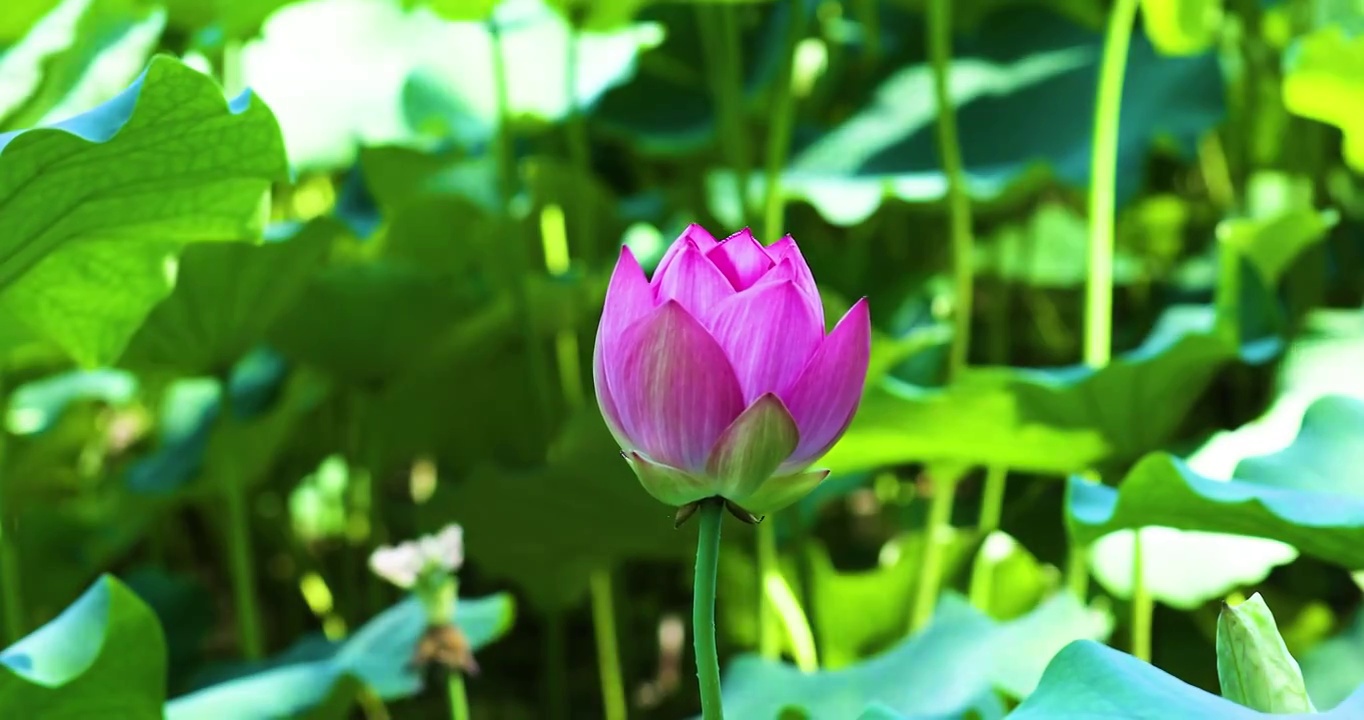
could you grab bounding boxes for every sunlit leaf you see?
[0,55,289,367]
[1218,593,1315,713]
[0,575,166,718]
[1139,0,1222,56]
[1069,395,1364,571]
[0,0,165,131]
[824,307,1275,475]
[1283,26,1364,172]
[716,593,1110,718]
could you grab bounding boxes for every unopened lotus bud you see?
[1217,593,1315,713]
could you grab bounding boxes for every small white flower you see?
[368,523,465,589]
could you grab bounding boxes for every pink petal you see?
[706,228,774,290]
[652,224,719,285]
[781,298,871,470]
[594,247,654,445]
[703,280,823,402]
[764,236,822,320]
[757,256,824,328]
[654,240,735,318]
[607,301,745,471]
[705,393,800,500]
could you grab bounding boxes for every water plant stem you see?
[928,0,976,381]
[756,522,782,659]
[1085,0,1143,648]
[565,22,596,265]
[694,499,726,720]
[590,569,628,720]
[967,466,1008,610]
[0,376,21,644]
[447,672,469,720]
[220,382,265,660]
[488,19,554,432]
[911,469,959,632]
[697,4,753,224]
[1131,529,1152,661]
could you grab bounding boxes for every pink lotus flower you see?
[593,224,870,517]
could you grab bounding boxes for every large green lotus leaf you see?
[0,0,63,41]
[0,575,167,719]
[430,408,701,611]
[804,532,977,669]
[0,0,165,132]
[822,307,1272,475]
[198,369,330,495]
[708,7,1224,227]
[716,592,1110,718]
[1283,26,1364,172]
[164,592,515,719]
[0,55,289,367]
[1219,208,1338,287]
[1069,395,1364,571]
[240,0,660,170]
[1086,527,1297,607]
[120,219,339,376]
[163,0,304,40]
[1011,640,1364,718]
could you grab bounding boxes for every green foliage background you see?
[2,0,1364,717]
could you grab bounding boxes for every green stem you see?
[1130,529,1153,661]
[910,470,959,633]
[1083,0,1138,369]
[488,19,555,432]
[447,671,469,720]
[220,381,264,660]
[544,612,568,720]
[928,0,975,381]
[1215,236,1242,346]
[698,4,753,225]
[967,466,1007,610]
[0,376,21,644]
[565,23,596,265]
[693,500,726,720]
[1076,0,1139,612]
[1066,543,1090,599]
[589,569,627,720]
[756,521,781,660]
[761,0,809,241]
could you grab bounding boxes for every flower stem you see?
[693,499,726,720]
[756,521,781,660]
[927,0,975,381]
[1131,529,1153,661]
[967,466,1008,610]
[910,468,959,633]
[697,3,753,224]
[220,382,264,660]
[447,672,469,720]
[0,376,22,644]
[589,569,627,720]
[1085,0,1141,651]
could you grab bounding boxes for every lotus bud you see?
[1217,592,1315,713]
[593,225,870,520]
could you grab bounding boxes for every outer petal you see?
[625,451,715,507]
[607,300,745,471]
[652,223,719,285]
[728,469,831,516]
[707,228,774,290]
[780,298,871,470]
[594,247,654,446]
[758,235,818,323]
[703,280,823,402]
[655,240,735,319]
[704,394,800,501]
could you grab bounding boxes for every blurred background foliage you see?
[3,0,1364,717]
